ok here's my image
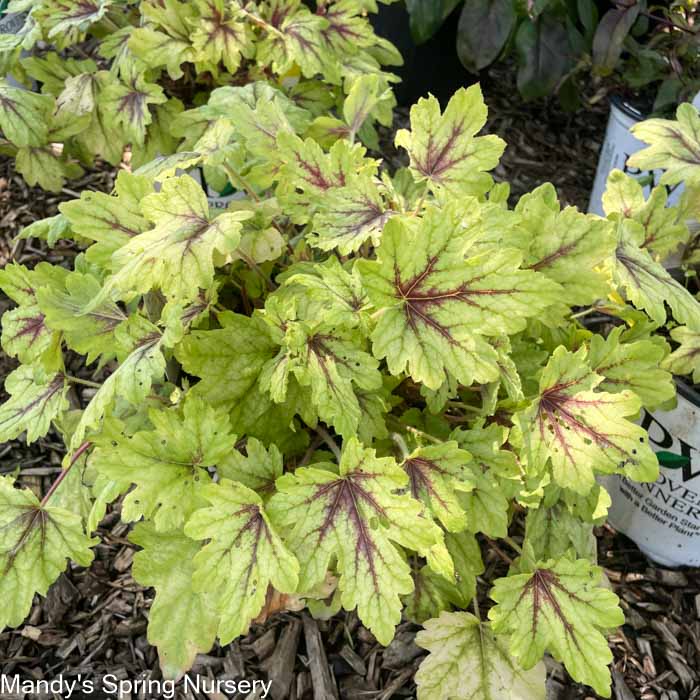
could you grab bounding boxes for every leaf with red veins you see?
[277,132,378,224]
[399,441,473,532]
[268,437,442,645]
[0,366,69,444]
[517,346,658,494]
[357,203,562,390]
[395,85,505,197]
[489,557,624,697]
[1,306,55,365]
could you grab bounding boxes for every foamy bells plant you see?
[0,0,399,191]
[3,85,700,698]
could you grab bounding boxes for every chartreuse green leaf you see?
[308,172,392,254]
[395,85,505,197]
[415,611,546,700]
[628,102,700,186]
[101,65,167,146]
[189,0,252,74]
[524,503,596,561]
[218,438,282,494]
[130,522,218,680]
[277,132,375,224]
[611,219,700,328]
[0,366,69,444]
[489,558,624,697]
[71,331,165,449]
[90,397,233,531]
[358,203,561,390]
[0,80,53,147]
[175,312,277,406]
[184,479,299,644]
[260,318,382,440]
[268,437,442,645]
[399,441,473,532]
[37,271,128,364]
[15,146,84,193]
[602,170,689,261]
[587,325,674,411]
[514,184,616,305]
[663,325,700,382]
[98,175,248,303]
[516,346,658,494]
[0,475,96,630]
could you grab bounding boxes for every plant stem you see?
[65,374,102,389]
[222,163,260,202]
[569,306,595,320]
[472,594,481,622]
[40,441,92,507]
[315,425,342,461]
[238,6,285,37]
[391,432,410,460]
[503,535,523,555]
[405,425,442,444]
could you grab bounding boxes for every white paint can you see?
[588,97,685,217]
[605,383,700,567]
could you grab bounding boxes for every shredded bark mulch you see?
[1,68,699,700]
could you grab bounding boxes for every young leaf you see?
[90,398,234,531]
[184,480,299,644]
[217,438,282,494]
[0,475,95,630]
[268,437,441,645]
[415,612,546,700]
[358,203,561,389]
[130,522,218,680]
[516,347,657,494]
[488,557,624,697]
[524,503,596,561]
[394,85,505,196]
[0,366,69,444]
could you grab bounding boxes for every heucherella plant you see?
[3,85,700,698]
[0,0,400,191]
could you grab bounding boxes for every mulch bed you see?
[1,66,699,700]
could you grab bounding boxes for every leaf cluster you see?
[4,81,700,697]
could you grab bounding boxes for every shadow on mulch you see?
[1,68,699,700]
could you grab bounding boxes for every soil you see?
[1,65,699,700]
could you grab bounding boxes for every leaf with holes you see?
[268,437,442,645]
[357,203,561,389]
[90,397,233,531]
[489,557,624,697]
[395,85,505,197]
[185,479,299,643]
[516,346,658,494]
[415,611,546,700]
[0,475,96,630]
[130,522,218,680]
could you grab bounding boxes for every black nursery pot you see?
[369,2,476,107]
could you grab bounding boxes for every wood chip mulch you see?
[1,67,699,700]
